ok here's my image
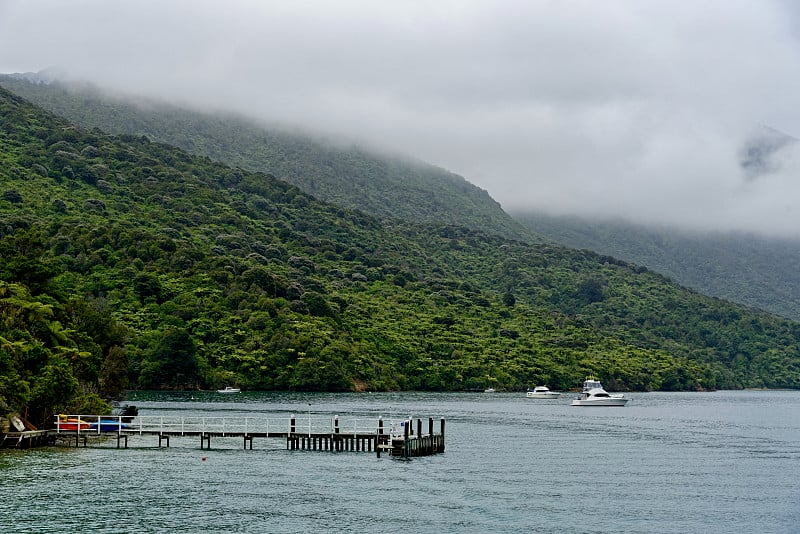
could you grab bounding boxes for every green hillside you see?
[7,76,800,330]
[515,212,800,321]
[0,75,533,241]
[2,87,800,424]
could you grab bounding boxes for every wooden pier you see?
[1,430,52,448]
[0,413,53,448]
[384,417,445,458]
[34,414,446,458]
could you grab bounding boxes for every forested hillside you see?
[515,212,800,321]
[0,75,533,241]
[7,76,800,330]
[2,86,800,426]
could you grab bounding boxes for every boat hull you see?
[526,392,561,399]
[56,420,91,431]
[571,398,629,406]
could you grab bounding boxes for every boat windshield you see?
[583,380,603,391]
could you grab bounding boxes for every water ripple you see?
[2,391,799,533]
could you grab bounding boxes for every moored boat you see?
[55,416,91,431]
[571,379,629,406]
[89,420,131,431]
[217,386,241,394]
[526,386,561,399]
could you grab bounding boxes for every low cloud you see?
[3,0,800,236]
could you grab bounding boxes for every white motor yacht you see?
[571,379,628,406]
[526,386,561,399]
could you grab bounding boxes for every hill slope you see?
[514,212,800,321]
[9,75,800,328]
[2,86,800,413]
[0,75,534,241]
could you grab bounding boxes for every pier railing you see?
[49,414,445,457]
[53,414,391,436]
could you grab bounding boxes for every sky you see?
[2,0,800,236]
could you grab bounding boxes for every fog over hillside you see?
[3,1,800,236]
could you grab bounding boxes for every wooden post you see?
[404,419,410,458]
[417,418,422,439]
[440,418,446,452]
[377,417,383,458]
[428,417,433,437]
[289,415,296,450]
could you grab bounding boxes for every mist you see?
[3,0,800,236]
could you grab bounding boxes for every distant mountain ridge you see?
[0,74,535,242]
[514,211,800,321]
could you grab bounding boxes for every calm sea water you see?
[2,390,799,533]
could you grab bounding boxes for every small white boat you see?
[217,386,241,394]
[526,386,561,399]
[484,388,496,393]
[571,379,628,406]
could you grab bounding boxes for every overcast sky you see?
[3,0,800,236]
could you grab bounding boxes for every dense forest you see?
[11,75,800,325]
[2,86,800,426]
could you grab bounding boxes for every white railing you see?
[52,414,396,436]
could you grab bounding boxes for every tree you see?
[99,345,129,399]
[0,230,59,295]
[139,329,199,388]
[301,292,334,317]
[3,189,22,203]
[576,277,604,305]
[28,357,79,425]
